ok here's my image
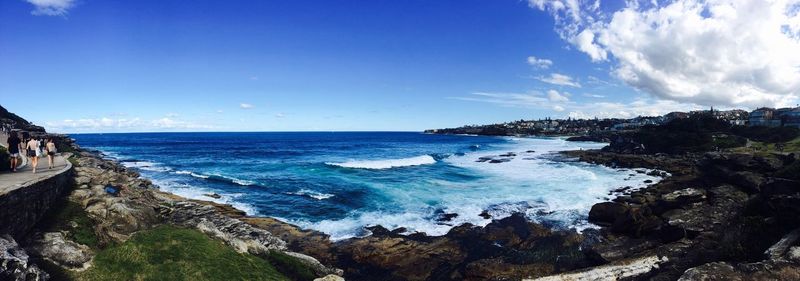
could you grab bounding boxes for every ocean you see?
[71,132,660,240]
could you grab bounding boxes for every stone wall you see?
[0,166,73,240]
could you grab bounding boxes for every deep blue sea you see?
[72,132,660,240]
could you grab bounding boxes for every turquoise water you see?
[72,132,660,240]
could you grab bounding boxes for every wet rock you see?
[499,152,517,157]
[28,232,93,269]
[588,202,629,227]
[478,211,492,219]
[0,235,48,281]
[476,156,493,163]
[203,193,222,199]
[489,158,512,164]
[436,212,459,222]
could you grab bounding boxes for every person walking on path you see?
[46,138,57,169]
[6,132,21,172]
[26,137,40,174]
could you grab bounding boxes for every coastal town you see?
[426,106,800,136]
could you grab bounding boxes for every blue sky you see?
[2,0,798,132]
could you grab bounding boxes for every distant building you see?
[748,107,800,127]
[783,107,800,128]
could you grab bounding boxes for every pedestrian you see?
[46,138,57,169]
[6,132,21,172]
[26,137,40,174]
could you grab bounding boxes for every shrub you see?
[732,126,800,143]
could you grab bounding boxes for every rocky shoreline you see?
[5,132,800,280]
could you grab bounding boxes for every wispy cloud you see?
[547,89,570,102]
[537,73,581,88]
[527,56,553,69]
[25,0,75,16]
[275,113,285,118]
[45,117,214,133]
[239,103,254,109]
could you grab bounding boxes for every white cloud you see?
[239,103,254,109]
[531,0,800,108]
[275,113,285,118]
[537,73,581,87]
[450,92,550,108]
[582,93,606,98]
[165,113,179,118]
[45,117,212,133]
[547,89,570,102]
[25,0,74,16]
[527,56,554,69]
[216,110,224,113]
[453,91,701,118]
[567,98,703,119]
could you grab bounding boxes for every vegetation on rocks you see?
[37,200,99,249]
[77,225,290,281]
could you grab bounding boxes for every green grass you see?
[730,136,800,156]
[263,252,317,281]
[76,225,291,281]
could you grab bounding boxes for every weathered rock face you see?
[328,214,597,281]
[28,232,92,270]
[0,166,73,241]
[0,235,48,281]
[69,160,161,245]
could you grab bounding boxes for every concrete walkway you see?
[1,132,71,195]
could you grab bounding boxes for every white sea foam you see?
[285,189,334,200]
[300,137,662,241]
[149,178,259,215]
[121,161,172,172]
[326,155,436,169]
[174,170,211,179]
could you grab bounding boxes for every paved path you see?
[1,132,70,195]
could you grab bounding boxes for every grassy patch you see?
[37,200,99,249]
[730,137,800,155]
[76,225,290,281]
[264,251,317,281]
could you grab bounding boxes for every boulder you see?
[588,202,629,227]
[28,232,93,269]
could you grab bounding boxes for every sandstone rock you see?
[313,274,345,281]
[530,255,668,281]
[789,247,800,262]
[678,262,742,281]
[0,235,49,281]
[28,232,93,269]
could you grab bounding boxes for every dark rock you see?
[588,202,629,227]
[203,193,222,199]
[436,213,458,222]
[499,152,516,157]
[478,211,491,219]
[0,235,49,281]
[489,158,511,164]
